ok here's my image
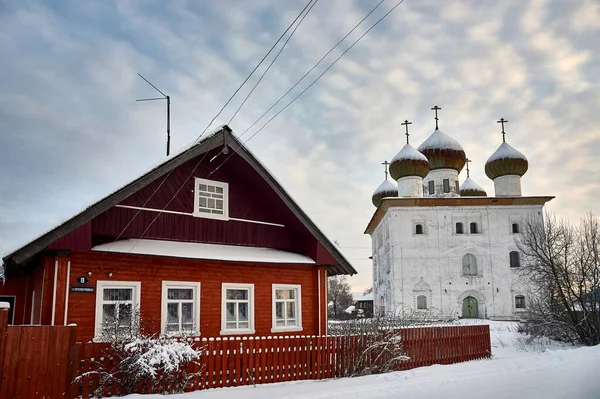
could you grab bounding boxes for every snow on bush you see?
[77,312,204,396]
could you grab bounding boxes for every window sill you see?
[220,329,255,336]
[271,326,303,333]
[192,212,230,221]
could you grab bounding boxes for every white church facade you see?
[366,110,553,320]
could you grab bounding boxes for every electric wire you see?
[227,0,319,126]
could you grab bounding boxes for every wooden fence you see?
[0,308,78,399]
[0,307,491,399]
[73,325,491,397]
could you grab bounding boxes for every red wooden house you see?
[0,126,356,342]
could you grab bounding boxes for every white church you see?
[366,108,553,320]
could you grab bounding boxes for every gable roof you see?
[3,126,356,276]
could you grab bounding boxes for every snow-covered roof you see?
[417,129,465,152]
[486,142,528,163]
[92,239,316,264]
[391,143,429,162]
[373,179,398,196]
[0,302,10,309]
[460,177,486,193]
[345,305,356,313]
[356,292,373,302]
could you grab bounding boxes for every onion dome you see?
[485,142,528,180]
[372,179,398,207]
[417,129,466,172]
[389,144,430,180]
[460,177,487,196]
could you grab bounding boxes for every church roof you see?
[460,177,487,196]
[485,142,529,180]
[389,143,430,180]
[417,129,466,172]
[365,196,554,234]
[372,179,398,207]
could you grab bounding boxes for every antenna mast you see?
[136,73,171,156]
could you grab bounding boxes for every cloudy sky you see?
[1,0,599,292]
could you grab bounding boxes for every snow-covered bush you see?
[78,312,204,396]
[329,316,410,377]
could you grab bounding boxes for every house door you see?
[462,296,478,318]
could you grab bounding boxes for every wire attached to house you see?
[96,1,318,262]
[207,0,406,178]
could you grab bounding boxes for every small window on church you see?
[456,222,464,234]
[443,179,450,193]
[455,181,459,192]
[470,222,478,234]
[510,251,521,267]
[512,223,520,234]
[417,295,427,309]
[415,224,424,235]
[515,295,526,309]
[428,180,435,195]
[462,253,478,276]
[194,178,229,220]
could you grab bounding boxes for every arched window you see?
[415,224,424,235]
[510,251,521,267]
[456,222,464,234]
[470,222,478,234]
[462,253,478,276]
[512,223,520,234]
[515,295,526,309]
[417,295,427,309]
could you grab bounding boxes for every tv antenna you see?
[136,73,171,156]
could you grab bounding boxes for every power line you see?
[228,0,320,126]
[97,1,317,262]
[245,0,406,144]
[195,0,317,144]
[208,0,406,177]
[238,0,385,139]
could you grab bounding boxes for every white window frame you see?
[271,284,303,333]
[193,177,229,220]
[94,281,141,341]
[515,295,526,310]
[161,281,201,336]
[221,283,255,335]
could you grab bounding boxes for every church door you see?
[462,296,478,318]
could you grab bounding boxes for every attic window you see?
[194,178,229,220]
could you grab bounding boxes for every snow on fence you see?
[73,325,491,397]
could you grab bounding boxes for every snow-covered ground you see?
[107,321,600,399]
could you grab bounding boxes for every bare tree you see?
[517,212,600,345]
[363,286,373,295]
[328,275,354,317]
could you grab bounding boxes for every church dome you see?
[485,142,528,180]
[417,129,466,172]
[460,177,487,196]
[372,179,398,207]
[389,144,430,180]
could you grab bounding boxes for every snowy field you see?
[106,321,600,399]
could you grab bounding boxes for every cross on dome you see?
[431,105,442,130]
[497,118,508,142]
[382,160,390,180]
[401,119,412,144]
[466,158,471,178]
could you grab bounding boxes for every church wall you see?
[372,203,545,319]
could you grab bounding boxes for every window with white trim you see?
[272,284,302,332]
[515,295,526,309]
[193,178,228,220]
[417,295,428,309]
[161,281,200,336]
[95,281,141,339]
[462,253,478,276]
[221,283,254,334]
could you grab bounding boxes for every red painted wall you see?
[61,251,324,342]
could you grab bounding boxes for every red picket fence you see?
[72,325,491,397]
